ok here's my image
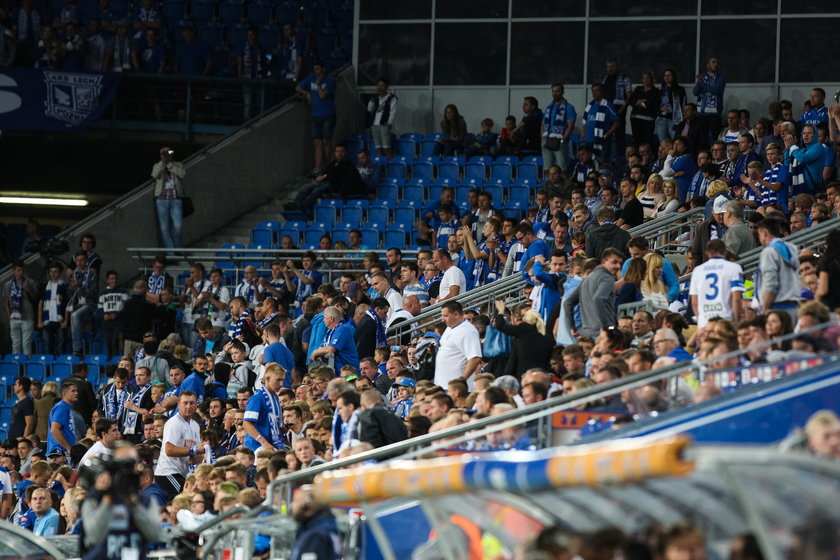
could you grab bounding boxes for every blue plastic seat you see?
[483,185,503,205]
[85,354,109,367]
[342,206,364,225]
[394,205,418,225]
[468,155,492,165]
[508,185,531,207]
[25,355,52,381]
[0,362,18,387]
[303,227,326,247]
[215,243,244,270]
[412,162,434,182]
[198,22,225,45]
[251,220,281,246]
[420,139,438,157]
[521,155,544,169]
[517,162,539,185]
[162,0,187,22]
[396,139,416,159]
[367,205,390,224]
[386,162,408,181]
[259,25,280,50]
[486,177,510,190]
[314,205,337,224]
[360,228,380,248]
[402,185,425,204]
[331,225,353,245]
[279,228,299,246]
[221,2,245,23]
[444,155,466,167]
[245,244,268,269]
[190,0,216,21]
[436,162,460,183]
[401,132,423,142]
[464,162,486,185]
[503,202,526,221]
[377,184,399,205]
[455,185,472,206]
[496,155,519,165]
[490,162,512,183]
[384,228,407,248]
[228,23,249,49]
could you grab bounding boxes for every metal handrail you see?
[264,318,838,507]
[677,215,840,286]
[627,206,705,237]
[386,273,527,337]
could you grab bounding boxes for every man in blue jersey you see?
[800,88,828,127]
[515,222,549,264]
[295,59,337,175]
[542,84,577,172]
[584,83,620,164]
[310,306,359,372]
[243,363,286,452]
[46,382,79,459]
[262,323,295,387]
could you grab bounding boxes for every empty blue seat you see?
[521,155,544,168]
[394,206,418,225]
[377,184,399,205]
[487,176,510,189]
[85,354,109,366]
[412,162,434,182]
[420,139,438,157]
[275,4,298,25]
[401,132,423,142]
[483,185,504,205]
[332,224,353,245]
[459,178,483,189]
[444,155,465,167]
[496,155,519,165]
[372,154,388,166]
[251,220,281,246]
[360,228,380,248]
[517,162,539,185]
[384,228,407,248]
[342,206,364,224]
[490,162,512,183]
[25,355,52,381]
[503,202,526,221]
[198,22,225,45]
[0,362,18,386]
[436,162,460,183]
[427,185,443,204]
[508,185,531,207]
[396,139,416,159]
[468,155,492,165]
[367,205,389,224]
[228,23,249,49]
[162,0,187,21]
[455,185,472,206]
[221,2,245,23]
[191,0,216,21]
[314,205,337,224]
[402,185,424,204]
[347,198,370,209]
[386,162,408,181]
[464,162,486,184]
[425,133,444,141]
[244,244,268,268]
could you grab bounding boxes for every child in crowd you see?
[374,346,390,379]
[570,232,587,257]
[497,115,517,155]
[434,206,459,250]
[391,377,415,419]
[466,118,498,157]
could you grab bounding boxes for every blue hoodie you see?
[790,128,826,194]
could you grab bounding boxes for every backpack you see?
[414,336,439,382]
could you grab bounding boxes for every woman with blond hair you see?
[492,302,554,379]
[656,178,681,216]
[704,179,731,220]
[641,253,669,309]
[639,173,666,220]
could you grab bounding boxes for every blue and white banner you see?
[0,68,122,132]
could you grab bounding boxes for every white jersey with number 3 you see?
[689,256,745,327]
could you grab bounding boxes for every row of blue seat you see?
[379,161,541,186]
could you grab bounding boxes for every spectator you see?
[357,390,407,448]
[693,56,726,141]
[434,104,467,157]
[151,147,186,250]
[584,83,620,164]
[5,260,37,355]
[689,240,744,327]
[367,79,397,159]
[434,300,482,388]
[754,216,800,319]
[287,144,364,212]
[627,70,659,147]
[30,488,59,536]
[564,248,622,338]
[432,249,466,302]
[356,149,381,195]
[542,84,577,172]
[585,207,630,259]
[722,200,755,256]
[491,303,554,380]
[657,68,688,143]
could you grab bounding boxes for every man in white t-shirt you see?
[433,249,466,303]
[0,465,11,519]
[154,391,203,499]
[78,418,120,466]
[689,239,744,328]
[371,271,402,322]
[434,300,482,388]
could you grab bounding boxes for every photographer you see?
[151,146,186,249]
[80,442,162,560]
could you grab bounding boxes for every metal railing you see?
[387,272,528,339]
[627,206,704,237]
[97,72,296,140]
[127,246,420,286]
[677,215,840,293]
[263,318,838,510]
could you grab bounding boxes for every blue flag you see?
[0,68,122,132]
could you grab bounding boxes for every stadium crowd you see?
[2,54,840,557]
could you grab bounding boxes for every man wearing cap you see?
[151,146,186,250]
[691,195,729,265]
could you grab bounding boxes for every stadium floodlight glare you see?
[0,196,89,207]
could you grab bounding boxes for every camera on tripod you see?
[78,451,141,499]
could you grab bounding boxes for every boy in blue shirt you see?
[434,206,460,250]
[391,377,415,419]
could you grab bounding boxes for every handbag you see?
[544,136,562,151]
[182,196,195,217]
[483,323,511,357]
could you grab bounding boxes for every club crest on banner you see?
[43,71,103,126]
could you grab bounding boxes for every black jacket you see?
[492,318,555,380]
[121,293,154,343]
[358,404,407,449]
[67,374,98,427]
[354,315,378,360]
[674,117,708,154]
[585,223,631,259]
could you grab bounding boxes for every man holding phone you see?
[151,146,186,250]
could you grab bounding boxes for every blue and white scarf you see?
[259,386,284,449]
[147,272,166,295]
[543,99,568,137]
[687,171,709,200]
[420,272,443,289]
[235,280,258,307]
[786,144,805,195]
[103,383,132,422]
[259,311,278,328]
[41,281,67,323]
[228,308,251,339]
[122,382,151,434]
[587,99,615,153]
[603,73,631,107]
[366,308,387,347]
[9,277,23,315]
[534,205,550,223]
[659,85,684,125]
